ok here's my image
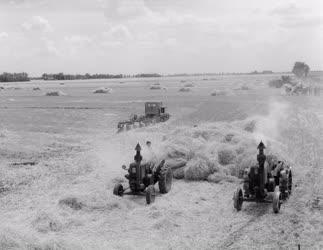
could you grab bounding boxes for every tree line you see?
[0,63,312,82]
[41,73,162,80]
[0,72,30,82]
[0,72,162,82]
[41,73,124,80]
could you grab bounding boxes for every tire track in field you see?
[219,206,270,249]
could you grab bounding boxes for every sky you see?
[0,0,322,76]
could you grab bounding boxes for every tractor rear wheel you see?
[273,188,282,213]
[158,165,173,194]
[146,185,156,204]
[113,183,124,196]
[233,188,243,211]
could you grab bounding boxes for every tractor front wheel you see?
[233,188,243,211]
[273,188,282,213]
[113,183,124,196]
[146,185,156,204]
[158,165,173,194]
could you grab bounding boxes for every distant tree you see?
[292,62,310,78]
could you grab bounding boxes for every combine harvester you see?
[117,101,170,132]
[233,141,292,213]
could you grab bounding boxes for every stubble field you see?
[0,74,322,249]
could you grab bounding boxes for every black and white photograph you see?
[0,0,322,249]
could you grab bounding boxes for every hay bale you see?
[268,79,283,88]
[192,130,213,141]
[281,75,292,83]
[93,87,112,94]
[59,197,84,210]
[150,85,161,90]
[207,173,224,183]
[226,164,238,176]
[240,85,249,90]
[231,135,241,144]
[235,146,245,155]
[184,157,214,180]
[179,87,191,92]
[45,90,66,96]
[173,167,185,179]
[236,155,257,178]
[165,159,187,170]
[268,75,293,88]
[243,120,256,132]
[207,173,237,183]
[218,147,236,165]
[32,212,62,233]
[210,89,230,96]
[164,139,194,160]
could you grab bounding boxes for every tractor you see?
[113,143,173,204]
[233,141,292,213]
[117,102,170,132]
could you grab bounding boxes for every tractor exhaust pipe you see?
[257,141,266,199]
[134,143,143,186]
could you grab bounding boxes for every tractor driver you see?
[143,141,158,168]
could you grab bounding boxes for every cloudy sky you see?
[0,0,322,76]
